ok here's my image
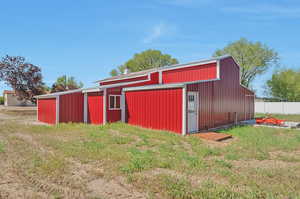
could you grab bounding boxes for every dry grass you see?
[0,110,300,198]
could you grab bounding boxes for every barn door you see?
[187,92,199,133]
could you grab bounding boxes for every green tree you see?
[213,38,279,87]
[266,69,300,101]
[110,49,178,76]
[51,75,83,93]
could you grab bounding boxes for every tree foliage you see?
[51,75,83,93]
[110,49,178,76]
[213,38,279,88]
[0,55,46,103]
[266,69,300,101]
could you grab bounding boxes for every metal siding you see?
[37,98,56,124]
[125,88,183,134]
[100,75,149,86]
[59,92,84,123]
[87,92,104,124]
[162,63,217,84]
[187,57,255,131]
[105,72,159,123]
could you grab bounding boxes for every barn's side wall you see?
[187,57,254,130]
[87,91,104,124]
[38,98,56,124]
[125,88,183,134]
[59,92,84,123]
[162,63,217,84]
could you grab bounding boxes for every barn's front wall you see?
[125,88,183,134]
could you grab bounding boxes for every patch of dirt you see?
[270,150,300,160]
[141,168,228,187]
[87,177,146,199]
[231,159,299,169]
[202,137,236,148]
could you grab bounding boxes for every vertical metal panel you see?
[125,88,183,134]
[37,98,56,124]
[100,75,149,86]
[187,57,255,131]
[105,72,160,123]
[59,92,84,123]
[87,91,104,124]
[162,63,217,84]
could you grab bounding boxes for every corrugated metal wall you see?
[87,91,104,124]
[125,88,183,134]
[38,98,56,124]
[162,63,217,84]
[59,92,84,123]
[187,57,254,130]
[106,72,160,123]
[100,75,149,86]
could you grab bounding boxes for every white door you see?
[187,92,199,133]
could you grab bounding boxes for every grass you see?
[255,113,300,122]
[0,141,4,152]
[1,118,300,198]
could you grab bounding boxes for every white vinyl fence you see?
[255,102,300,114]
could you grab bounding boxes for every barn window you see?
[109,95,121,110]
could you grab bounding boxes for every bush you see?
[0,96,4,105]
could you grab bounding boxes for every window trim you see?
[109,95,121,110]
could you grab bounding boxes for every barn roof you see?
[95,55,232,83]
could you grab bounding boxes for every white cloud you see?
[143,23,169,44]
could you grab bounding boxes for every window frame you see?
[109,95,121,110]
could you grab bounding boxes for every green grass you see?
[1,121,300,198]
[0,142,4,152]
[255,113,300,122]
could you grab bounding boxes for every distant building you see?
[3,90,34,106]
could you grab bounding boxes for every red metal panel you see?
[100,75,149,86]
[187,57,254,131]
[162,63,217,84]
[105,72,160,123]
[87,92,104,124]
[125,88,183,134]
[106,87,122,123]
[38,98,56,124]
[59,92,84,123]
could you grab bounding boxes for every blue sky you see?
[1,0,300,97]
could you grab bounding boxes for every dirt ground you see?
[0,107,147,199]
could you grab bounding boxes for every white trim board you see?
[83,93,88,123]
[35,89,84,99]
[182,85,187,136]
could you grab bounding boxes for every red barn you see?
[36,55,254,135]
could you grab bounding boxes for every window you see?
[109,95,121,110]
